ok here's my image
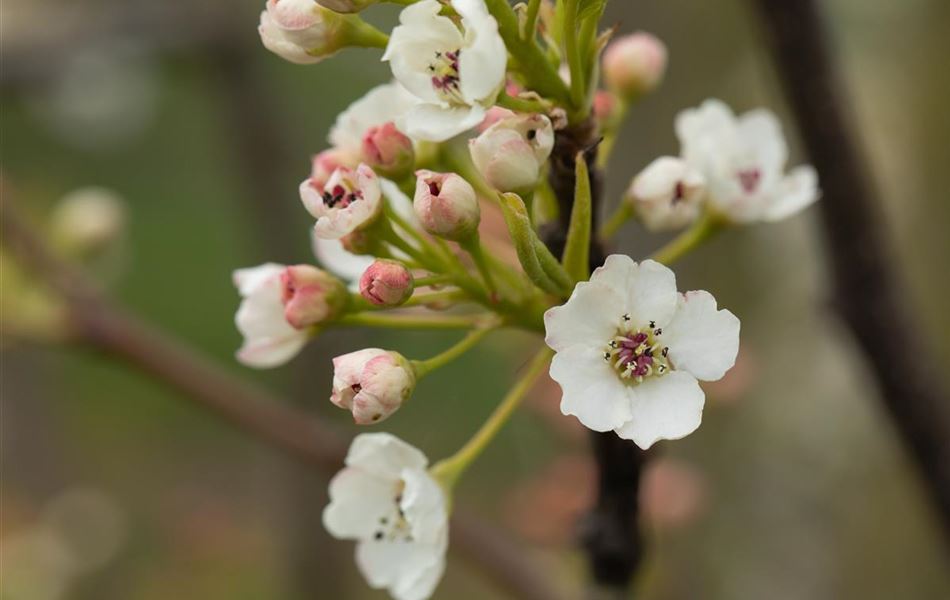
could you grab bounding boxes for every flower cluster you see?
[234,1,821,597]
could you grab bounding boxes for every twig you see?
[749,0,950,540]
[0,194,568,600]
[543,122,646,592]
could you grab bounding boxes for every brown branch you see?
[544,123,646,592]
[749,0,950,540]
[0,194,567,600]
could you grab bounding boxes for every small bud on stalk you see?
[50,187,126,257]
[281,264,347,328]
[258,0,387,65]
[331,349,416,424]
[627,157,706,231]
[602,32,668,99]
[413,170,480,241]
[469,114,554,194]
[360,122,415,180]
[359,259,414,307]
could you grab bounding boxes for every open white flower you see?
[382,0,507,141]
[324,433,448,600]
[233,264,308,368]
[676,99,819,224]
[330,348,416,424]
[626,156,705,232]
[300,163,382,239]
[544,256,740,449]
[329,82,419,158]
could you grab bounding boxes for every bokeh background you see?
[3,0,950,598]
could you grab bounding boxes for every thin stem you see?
[403,289,468,308]
[337,313,488,330]
[523,0,541,41]
[414,274,454,288]
[599,201,633,241]
[595,98,631,169]
[497,92,550,114]
[412,326,497,378]
[431,347,552,490]
[649,211,722,265]
[563,0,586,113]
[460,235,498,298]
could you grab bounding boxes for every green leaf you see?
[577,0,606,22]
[498,193,571,296]
[561,152,592,282]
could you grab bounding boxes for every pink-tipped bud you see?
[280,264,347,328]
[413,170,480,241]
[469,114,554,194]
[478,106,516,133]
[359,259,414,307]
[331,349,416,424]
[360,122,414,180]
[259,0,348,65]
[602,32,668,98]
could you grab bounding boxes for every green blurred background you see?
[3,0,949,598]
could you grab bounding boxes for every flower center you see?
[321,173,362,210]
[370,482,414,543]
[603,314,671,383]
[737,168,761,194]
[427,49,463,104]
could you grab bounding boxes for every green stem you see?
[412,326,497,378]
[338,313,488,330]
[599,201,634,241]
[563,0,586,113]
[523,0,542,40]
[414,274,453,288]
[431,347,552,490]
[459,235,498,298]
[496,92,550,114]
[650,211,723,265]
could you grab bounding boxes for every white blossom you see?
[329,82,419,158]
[324,433,448,600]
[233,264,308,368]
[330,348,416,424]
[544,256,740,449]
[383,0,507,141]
[469,113,554,193]
[627,157,705,232]
[300,163,382,239]
[676,99,819,223]
[258,0,344,65]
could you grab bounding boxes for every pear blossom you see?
[413,170,480,241]
[383,0,507,141]
[331,349,417,424]
[281,264,347,328]
[329,82,419,159]
[361,122,415,180]
[676,99,820,223]
[360,259,414,307]
[544,256,740,449]
[626,157,706,232]
[233,264,309,368]
[300,163,383,239]
[258,0,348,65]
[324,433,448,600]
[469,114,554,193]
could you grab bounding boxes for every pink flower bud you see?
[626,157,705,231]
[259,0,348,65]
[593,91,618,123]
[602,32,668,98]
[413,170,480,241]
[359,259,414,307]
[469,114,554,194]
[360,122,414,180]
[478,106,516,133]
[280,264,347,328]
[331,349,416,424]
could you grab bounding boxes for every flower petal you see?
[236,334,307,369]
[391,554,446,600]
[322,468,396,540]
[761,165,820,222]
[663,290,741,381]
[544,281,623,351]
[550,344,633,432]
[398,103,486,142]
[455,0,507,104]
[614,371,705,450]
[400,468,448,546]
[311,234,374,288]
[355,540,444,598]
[736,108,788,175]
[345,432,428,479]
[589,256,678,329]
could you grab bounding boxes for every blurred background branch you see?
[0,192,568,600]
[750,0,950,542]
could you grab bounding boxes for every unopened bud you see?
[469,114,554,194]
[413,170,480,241]
[258,0,384,65]
[309,149,353,192]
[359,259,414,307]
[50,187,126,256]
[360,122,414,180]
[280,264,347,328]
[602,32,668,98]
[331,349,416,424]
[593,90,618,124]
[626,157,705,231]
